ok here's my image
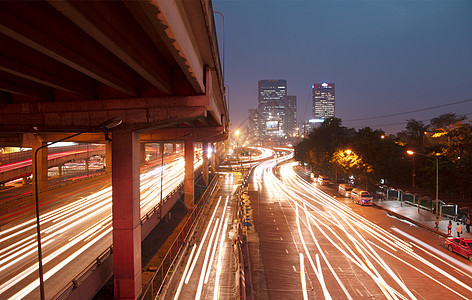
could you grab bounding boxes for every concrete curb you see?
[373,203,449,238]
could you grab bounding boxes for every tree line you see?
[294,113,472,201]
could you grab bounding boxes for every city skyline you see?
[213,0,472,134]
[249,79,297,140]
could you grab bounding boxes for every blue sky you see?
[212,0,472,133]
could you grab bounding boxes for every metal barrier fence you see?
[235,167,254,300]
[140,175,219,300]
[379,185,457,219]
[52,247,113,300]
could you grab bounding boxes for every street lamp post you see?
[33,117,121,300]
[214,11,224,82]
[406,150,439,219]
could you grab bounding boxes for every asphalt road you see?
[0,154,202,300]
[246,157,472,299]
[161,172,240,300]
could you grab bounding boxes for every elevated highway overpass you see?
[0,144,105,184]
[0,0,228,298]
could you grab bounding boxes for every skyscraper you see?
[258,80,288,137]
[287,95,297,136]
[312,83,335,121]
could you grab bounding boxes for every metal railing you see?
[52,246,113,300]
[234,167,255,300]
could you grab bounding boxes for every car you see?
[318,175,330,186]
[351,188,373,206]
[445,237,472,262]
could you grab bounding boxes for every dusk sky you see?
[212,0,472,134]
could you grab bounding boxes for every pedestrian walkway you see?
[374,199,472,239]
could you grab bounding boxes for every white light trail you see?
[299,253,308,300]
[212,217,229,300]
[174,244,197,300]
[205,196,229,284]
[185,196,222,284]
[250,156,472,299]
[0,153,203,299]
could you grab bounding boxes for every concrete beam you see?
[0,8,138,96]
[126,0,205,94]
[0,96,211,132]
[140,126,225,143]
[48,0,174,95]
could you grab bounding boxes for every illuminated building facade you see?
[258,79,289,137]
[287,95,297,136]
[312,82,335,122]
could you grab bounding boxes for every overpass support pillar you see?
[85,159,89,176]
[111,130,142,300]
[172,143,177,153]
[184,139,194,211]
[216,142,223,170]
[105,142,112,173]
[140,142,146,163]
[202,141,209,185]
[32,141,48,194]
[211,142,216,175]
[58,164,63,176]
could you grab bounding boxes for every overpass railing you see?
[52,246,113,300]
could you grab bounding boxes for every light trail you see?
[174,244,197,300]
[212,217,229,300]
[299,253,308,300]
[172,194,230,299]
[252,155,472,299]
[0,153,203,299]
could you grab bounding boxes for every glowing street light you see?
[407,150,439,219]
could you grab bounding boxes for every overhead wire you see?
[351,111,472,129]
[343,98,472,123]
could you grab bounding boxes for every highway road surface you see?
[0,153,202,299]
[245,156,472,299]
[161,172,241,300]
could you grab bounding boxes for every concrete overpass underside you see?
[0,1,228,299]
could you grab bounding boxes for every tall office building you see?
[287,95,297,136]
[258,80,289,137]
[312,83,335,121]
[248,108,262,140]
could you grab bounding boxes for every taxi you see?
[445,237,472,262]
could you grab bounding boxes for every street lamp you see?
[406,150,439,219]
[213,11,224,82]
[33,117,121,300]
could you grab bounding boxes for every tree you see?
[397,119,430,151]
[304,118,352,176]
